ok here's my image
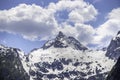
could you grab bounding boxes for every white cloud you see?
[0,4,58,40]
[48,0,98,23]
[75,23,95,45]
[94,8,120,47]
[0,0,98,46]
[68,4,98,23]
[107,8,120,20]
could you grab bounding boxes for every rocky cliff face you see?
[106,31,120,60]
[0,45,29,80]
[106,57,120,80]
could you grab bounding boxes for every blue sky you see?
[0,0,120,53]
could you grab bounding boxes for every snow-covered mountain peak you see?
[27,31,116,80]
[1,31,119,80]
[42,31,88,50]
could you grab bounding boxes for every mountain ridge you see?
[1,31,120,80]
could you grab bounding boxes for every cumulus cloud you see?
[0,4,58,40]
[48,0,98,23]
[94,8,120,47]
[75,23,95,45]
[1,0,119,48]
[0,0,98,46]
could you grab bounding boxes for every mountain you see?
[106,31,120,60]
[0,45,29,80]
[106,56,120,80]
[28,31,114,80]
[42,31,88,50]
[0,31,115,80]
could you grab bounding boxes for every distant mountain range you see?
[0,31,120,80]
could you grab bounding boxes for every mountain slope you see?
[0,45,29,80]
[29,48,114,80]
[106,31,120,60]
[106,57,120,80]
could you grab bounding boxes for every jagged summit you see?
[42,31,88,50]
[56,31,65,39]
[106,31,120,60]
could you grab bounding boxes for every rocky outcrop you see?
[0,45,29,80]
